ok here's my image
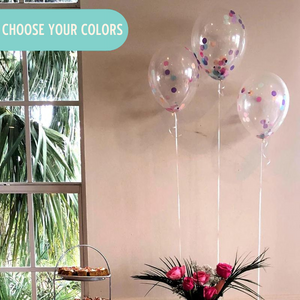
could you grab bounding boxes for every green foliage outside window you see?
[0,51,81,299]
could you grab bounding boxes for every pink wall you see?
[81,0,300,299]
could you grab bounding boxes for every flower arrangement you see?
[132,249,269,300]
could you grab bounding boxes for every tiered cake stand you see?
[53,244,111,300]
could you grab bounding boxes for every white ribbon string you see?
[262,139,271,167]
[257,139,264,300]
[174,112,182,260]
[217,80,222,264]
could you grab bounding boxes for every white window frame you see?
[0,1,88,295]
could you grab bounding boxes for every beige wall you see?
[81,0,300,299]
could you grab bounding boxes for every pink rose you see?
[203,286,217,300]
[216,263,232,279]
[182,277,194,291]
[166,266,185,280]
[180,265,186,277]
[215,279,225,293]
[192,271,210,285]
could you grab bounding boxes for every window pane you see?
[37,272,81,300]
[0,0,19,4]
[0,272,31,299]
[0,106,27,182]
[28,51,78,101]
[30,106,81,182]
[0,194,30,267]
[0,51,24,101]
[34,193,79,267]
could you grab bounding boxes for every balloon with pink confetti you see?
[191,8,246,81]
[237,73,290,139]
[148,45,200,113]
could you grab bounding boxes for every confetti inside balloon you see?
[237,72,290,139]
[191,7,246,81]
[148,45,200,113]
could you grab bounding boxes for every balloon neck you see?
[257,131,273,140]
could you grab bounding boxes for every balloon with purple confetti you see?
[237,72,290,139]
[148,45,200,113]
[191,7,246,81]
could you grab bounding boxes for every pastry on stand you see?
[58,266,110,277]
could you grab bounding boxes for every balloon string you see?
[217,80,222,263]
[174,112,182,260]
[257,139,264,300]
[262,139,271,166]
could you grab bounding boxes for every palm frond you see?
[215,249,269,300]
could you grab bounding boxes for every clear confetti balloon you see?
[237,73,290,139]
[191,8,246,81]
[148,45,200,113]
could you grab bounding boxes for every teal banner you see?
[0,9,128,51]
